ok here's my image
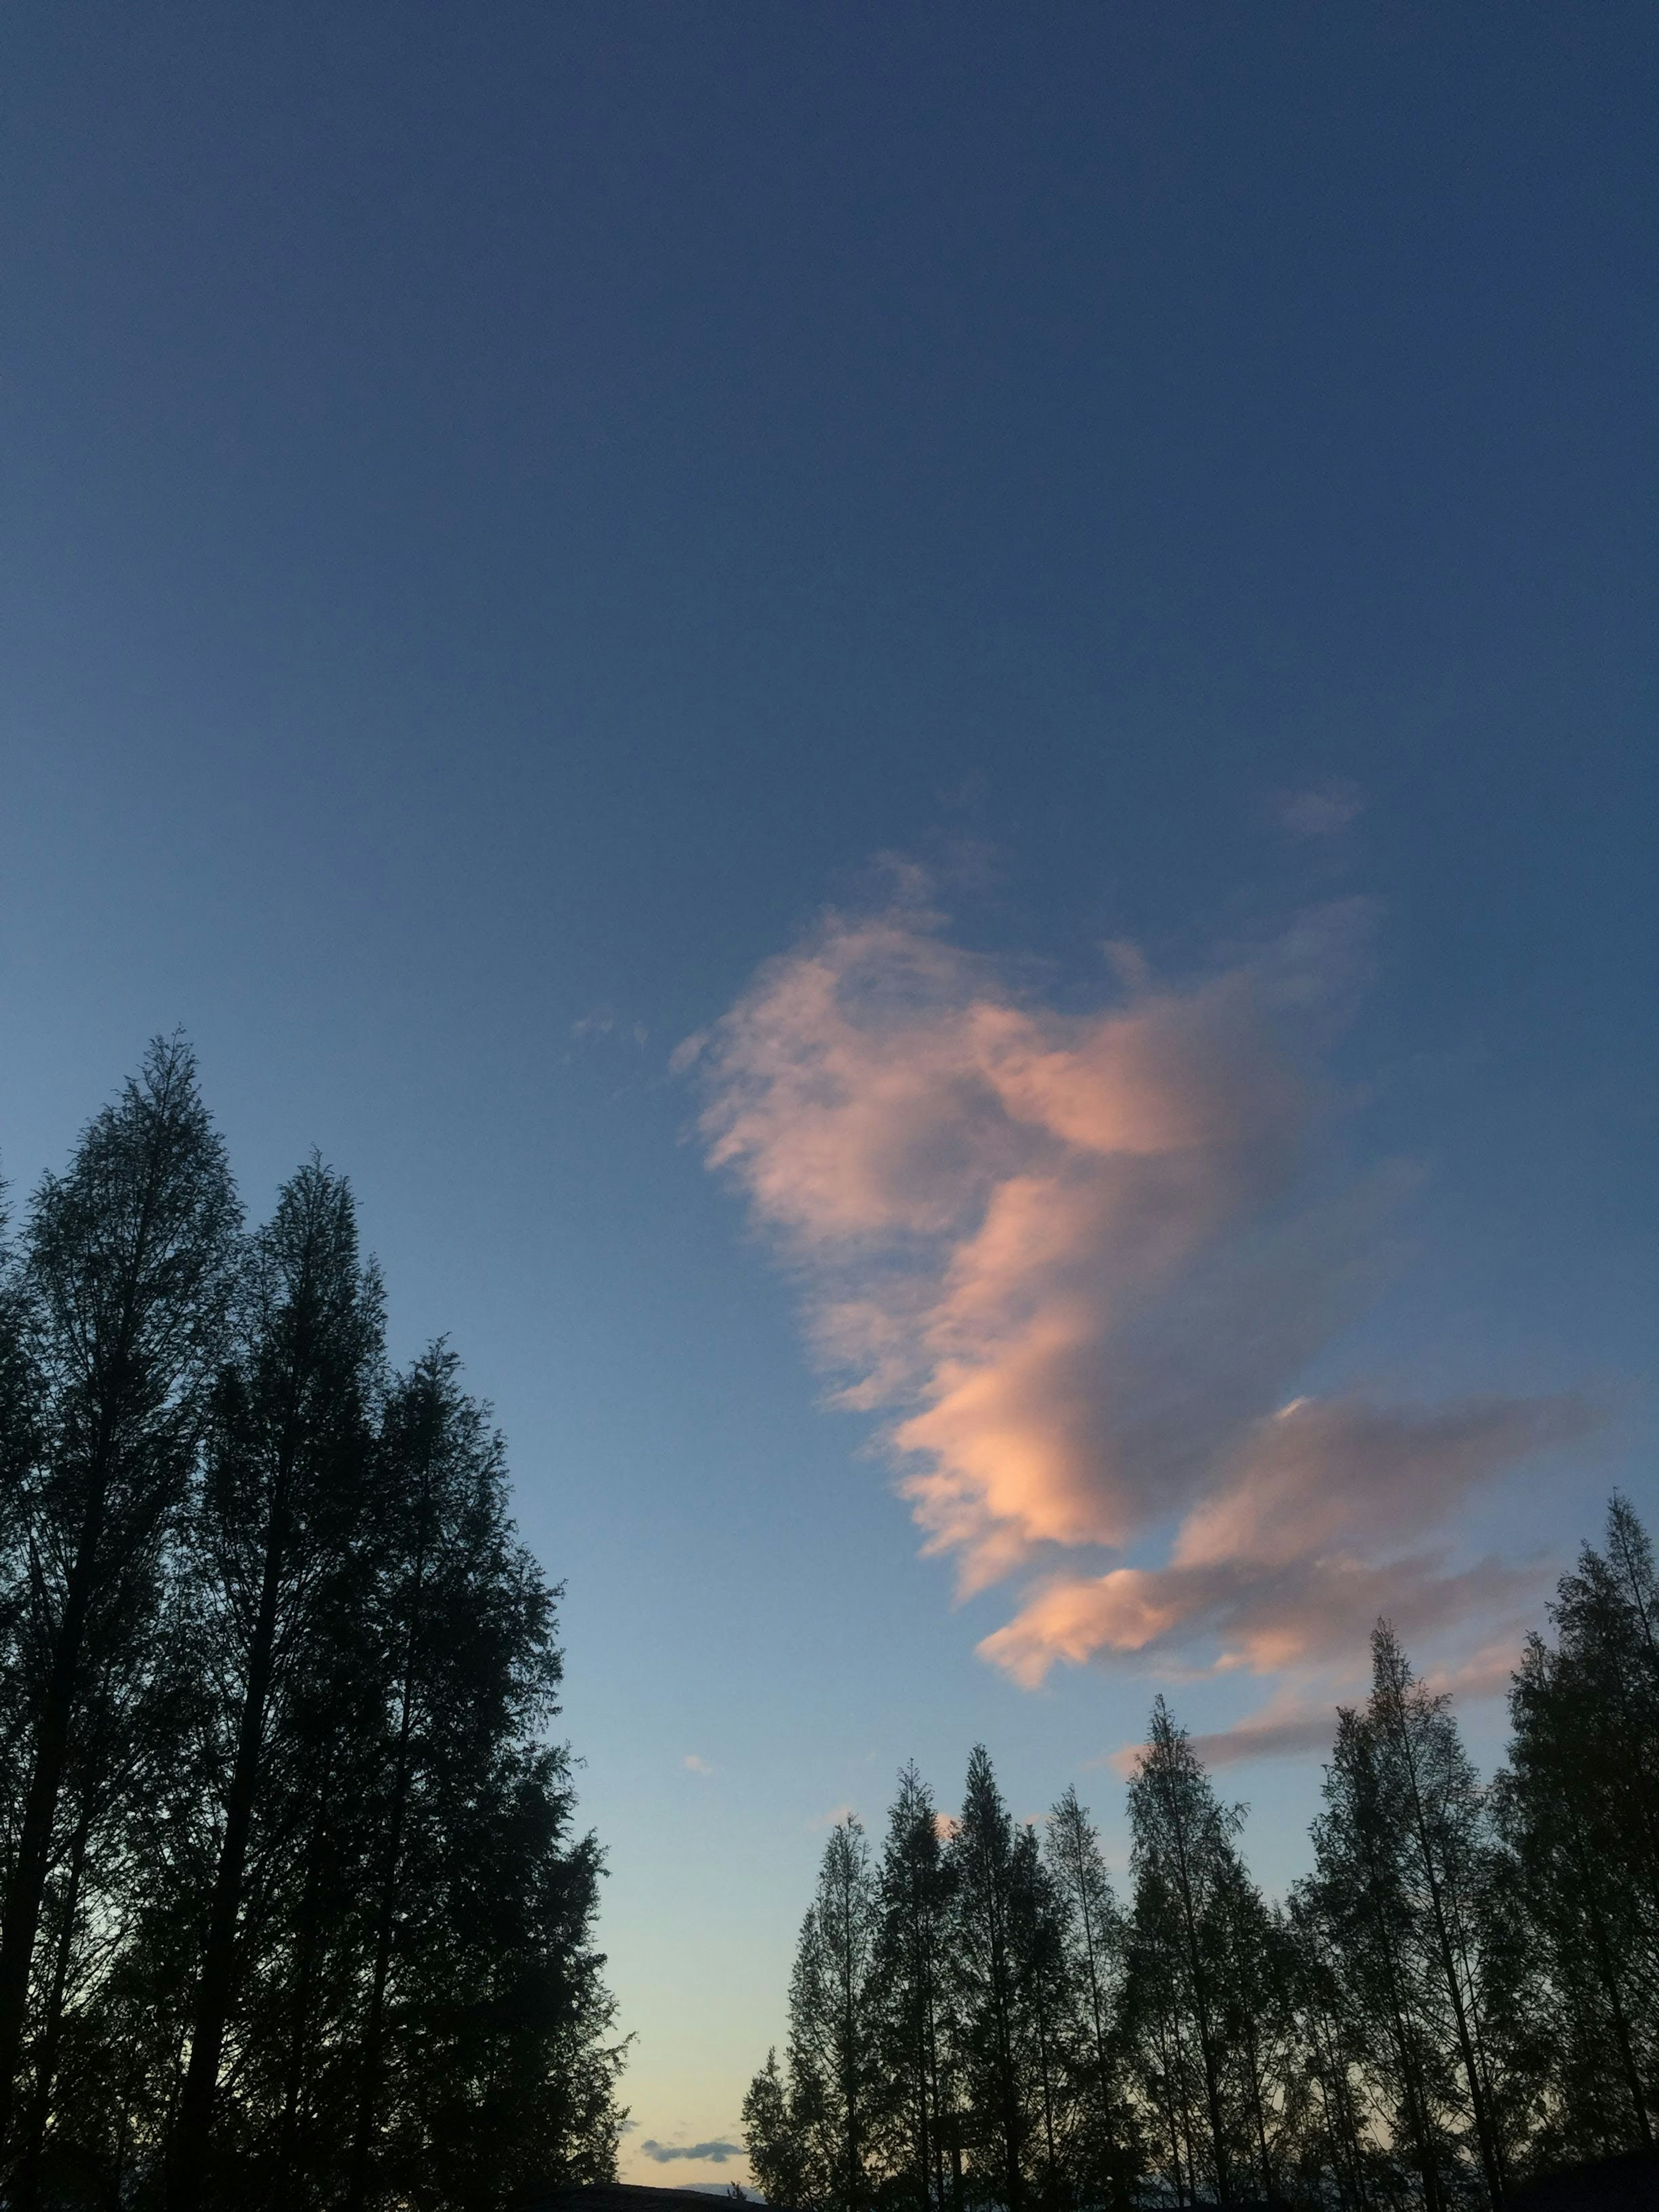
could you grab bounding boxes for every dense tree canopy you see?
[0,1041,623,2210]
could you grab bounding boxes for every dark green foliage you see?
[0,1044,622,2209]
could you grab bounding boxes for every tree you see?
[786,1818,880,2212]
[1123,1699,1247,2205]
[744,2047,817,2212]
[945,1747,1036,2212]
[0,1045,623,2206]
[0,1038,238,2154]
[1043,1786,1133,2202]
[169,1159,382,2209]
[873,1764,953,2212]
[1310,1625,1516,2209]
[1493,1498,1659,2164]
[346,1347,623,2206]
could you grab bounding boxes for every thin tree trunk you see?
[13,1782,94,2209]
[277,1748,335,2202]
[1391,1726,1505,2206]
[0,1512,102,2146]
[346,1477,432,2212]
[1160,1780,1231,2205]
[170,1504,286,2211]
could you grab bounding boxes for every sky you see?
[2,1,1655,2186]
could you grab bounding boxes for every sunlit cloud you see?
[683,1753,716,1775]
[689,882,1587,1724]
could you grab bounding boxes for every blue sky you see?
[3,3,1654,2182]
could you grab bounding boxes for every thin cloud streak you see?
[690,887,1586,1712]
[640,2139,744,2165]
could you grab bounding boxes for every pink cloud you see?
[691,888,1587,1723]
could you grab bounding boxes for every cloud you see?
[689,886,1586,1728]
[641,2139,744,2165]
[1278,780,1365,836]
[682,1754,715,1775]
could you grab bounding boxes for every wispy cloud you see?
[641,2139,744,2165]
[682,1753,715,1775]
[689,883,1587,1723]
[1277,780,1366,837]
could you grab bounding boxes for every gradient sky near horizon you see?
[3,3,1655,2185]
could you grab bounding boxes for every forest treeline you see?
[746,1503,1659,2212]
[0,1041,623,2209]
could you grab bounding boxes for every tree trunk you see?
[169,1506,286,2211]
[13,1781,93,2209]
[0,1510,102,2147]
[346,1481,431,2212]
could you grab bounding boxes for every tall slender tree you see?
[345,1344,622,2204]
[874,1763,953,2212]
[946,1747,1033,2212]
[1366,1625,1507,2204]
[0,1039,238,2152]
[1493,1498,1659,2163]
[788,1817,879,2212]
[1123,1699,1242,2205]
[169,1160,382,2209]
[1044,1784,1131,2199]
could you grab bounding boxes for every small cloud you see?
[573,1008,648,1050]
[683,1754,715,1776]
[933,1812,959,1841]
[1277,780,1365,837]
[810,1800,858,1830]
[670,1031,709,1076]
[1101,940,1151,993]
[641,2139,745,2165]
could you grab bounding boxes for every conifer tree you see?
[1494,1498,1659,2161]
[744,2048,816,2212]
[1310,1625,1514,2208]
[169,1160,382,2208]
[945,1748,1033,2212]
[873,1764,953,2212]
[788,1818,879,2212]
[0,1039,238,2153]
[346,1345,622,2205]
[1044,1785,1134,2201]
[0,1046,623,2207]
[1122,1699,1244,2204]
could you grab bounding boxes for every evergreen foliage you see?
[0,1042,623,2209]
[749,1501,1659,2212]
